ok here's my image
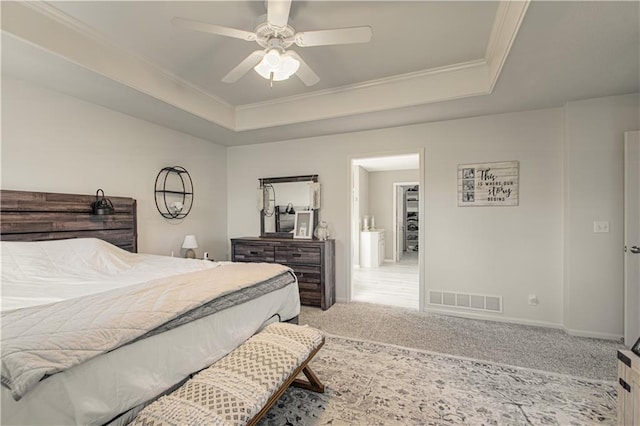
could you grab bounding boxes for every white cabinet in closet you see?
[360,230,385,267]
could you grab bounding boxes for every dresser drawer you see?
[290,265,321,286]
[299,291,322,306]
[298,281,321,292]
[275,246,321,265]
[233,243,274,262]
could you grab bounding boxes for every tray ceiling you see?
[2,1,638,146]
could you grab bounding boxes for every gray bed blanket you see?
[1,262,295,400]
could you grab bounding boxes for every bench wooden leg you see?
[247,340,325,426]
[292,365,325,393]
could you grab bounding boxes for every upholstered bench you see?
[130,322,325,426]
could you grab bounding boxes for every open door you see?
[625,131,640,346]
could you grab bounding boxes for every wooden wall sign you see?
[458,161,519,206]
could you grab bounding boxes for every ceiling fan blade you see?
[294,26,373,47]
[222,50,266,83]
[172,17,256,41]
[267,0,292,29]
[288,51,319,86]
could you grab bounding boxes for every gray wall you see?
[2,77,228,259]
[563,94,640,338]
[4,74,638,339]
[226,93,639,338]
[227,106,565,330]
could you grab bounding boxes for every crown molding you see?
[2,1,530,133]
[2,1,236,130]
[485,0,531,91]
[235,61,491,131]
[236,59,487,111]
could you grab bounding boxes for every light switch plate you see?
[593,221,610,233]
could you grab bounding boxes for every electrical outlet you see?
[593,221,610,233]
[528,295,539,306]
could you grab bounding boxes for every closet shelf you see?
[404,186,419,253]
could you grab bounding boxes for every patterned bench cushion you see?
[131,323,324,426]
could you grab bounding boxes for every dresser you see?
[360,230,385,267]
[231,237,335,310]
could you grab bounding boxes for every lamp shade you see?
[254,49,300,81]
[182,234,198,249]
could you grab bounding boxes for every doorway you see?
[350,153,422,310]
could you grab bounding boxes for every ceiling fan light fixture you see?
[279,53,300,77]
[264,48,281,68]
[174,0,373,87]
[254,49,300,81]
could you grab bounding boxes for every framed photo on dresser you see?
[294,210,314,239]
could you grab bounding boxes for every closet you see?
[404,185,419,252]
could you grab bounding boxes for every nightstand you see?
[617,349,640,424]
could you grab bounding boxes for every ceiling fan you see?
[172,0,373,86]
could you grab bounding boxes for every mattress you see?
[1,238,300,425]
[1,238,220,312]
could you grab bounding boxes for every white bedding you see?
[0,238,300,425]
[1,238,219,311]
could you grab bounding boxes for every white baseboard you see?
[423,306,563,330]
[562,326,623,342]
[326,301,622,341]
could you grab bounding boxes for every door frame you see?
[625,130,640,346]
[347,148,425,311]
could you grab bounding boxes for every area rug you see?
[259,335,617,425]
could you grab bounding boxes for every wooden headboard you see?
[0,190,137,252]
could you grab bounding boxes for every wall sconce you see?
[182,234,198,258]
[91,189,115,215]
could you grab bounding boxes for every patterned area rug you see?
[259,335,616,425]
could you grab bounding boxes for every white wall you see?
[1,77,228,258]
[228,107,564,328]
[563,93,640,339]
[368,169,419,259]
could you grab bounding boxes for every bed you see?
[0,190,300,425]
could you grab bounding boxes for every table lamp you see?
[182,234,198,258]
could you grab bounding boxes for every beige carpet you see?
[299,302,624,381]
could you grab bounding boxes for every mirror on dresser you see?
[259,175,320,238]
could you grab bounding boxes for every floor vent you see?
[428,290,503,313]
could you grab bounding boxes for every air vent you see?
[485,296,502,312]
[456,293,470,308]
[429,291,442,305]
[428,290,503,313]
[443,292,456,306]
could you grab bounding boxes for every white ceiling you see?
[2,1,638,146]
